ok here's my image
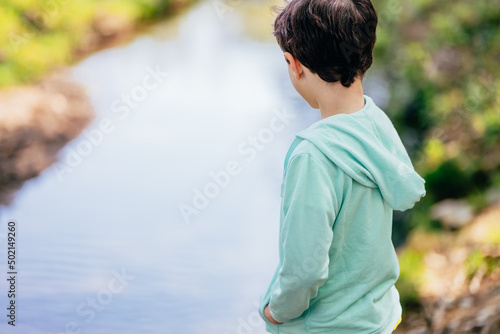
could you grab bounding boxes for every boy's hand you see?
[264,304,283,325]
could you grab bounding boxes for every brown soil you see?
[0,69,94,205]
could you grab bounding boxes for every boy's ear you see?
[284,52,303,80]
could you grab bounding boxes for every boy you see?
[258,0,426,333]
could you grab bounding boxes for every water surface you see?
[0,3,317,333]
[0,2,391,333]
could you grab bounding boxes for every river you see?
[0,2,386,333]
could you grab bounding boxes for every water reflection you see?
[0,2,316,334]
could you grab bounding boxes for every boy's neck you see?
[316,78,365,120]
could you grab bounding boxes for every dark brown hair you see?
[273,0,378,87]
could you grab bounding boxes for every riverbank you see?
[0,69,94,204]
[0,0,197,205]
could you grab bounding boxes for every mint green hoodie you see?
[258,95,426,333]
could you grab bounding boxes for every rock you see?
[430,199,475,229]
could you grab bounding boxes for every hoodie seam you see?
[364,109,384,143]
[328,143,374,187]
[287,153,333,182]
[294,137,378,189]
[287,152,340,214]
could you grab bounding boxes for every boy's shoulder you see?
[285,136,341,173]
[289,137,321,158]
[281,136,348,200]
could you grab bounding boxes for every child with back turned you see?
[258,0,426,333]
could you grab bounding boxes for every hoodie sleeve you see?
[268,153,338,324]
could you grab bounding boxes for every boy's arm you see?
[267,153,337,324]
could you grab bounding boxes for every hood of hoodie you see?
[295,95,426,211]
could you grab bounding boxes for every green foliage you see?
[465,249,485,279]
[372,0,500,231]
[371,0,500,309]
[0,0,196,88]
[396,248,425,308]
[465,250,500,280]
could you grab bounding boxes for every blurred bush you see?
[372,0,500,234]
[0,0,196,88]
[372,1,500,320]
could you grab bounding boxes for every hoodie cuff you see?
[269,307,284,324]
